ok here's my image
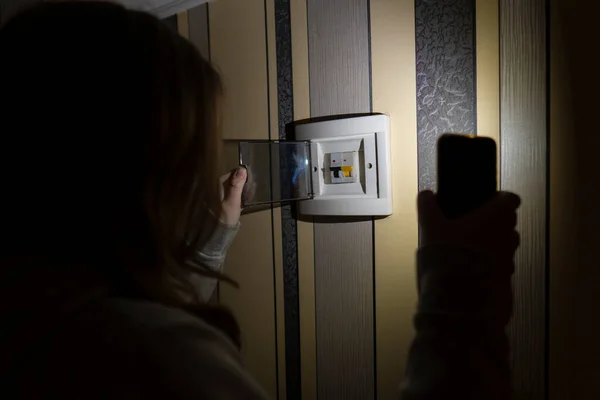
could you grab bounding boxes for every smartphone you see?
[436,134,497,219]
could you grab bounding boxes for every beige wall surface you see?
[370,1,418,398]
[197,0,282,398]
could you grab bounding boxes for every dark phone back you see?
[437,134,497,219]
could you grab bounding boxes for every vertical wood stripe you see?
[548,0,574,395]
[208,0,279,397]
[499,0,547,398]
[210,0,270,141]
[188,3,222,305]
[188,4,210,60]
[290,1,317,398]
[307,0,375,398]
[176,11,189,39]
[548,1,578,396]
[415,0,477,192]
[475,0,500,170]
[371,0,419,398]
[550,2,600,399]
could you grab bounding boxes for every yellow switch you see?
[341,166,353,177]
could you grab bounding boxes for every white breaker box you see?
[296,114,392,217]
[238,114,392,217]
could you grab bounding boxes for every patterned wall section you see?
[273,1,302,399]
[415,0,477,191]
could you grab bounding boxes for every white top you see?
[0,218,271,399]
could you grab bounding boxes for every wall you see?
[550,1,600,399]
[3,0,595,398]
[175,0,599,399]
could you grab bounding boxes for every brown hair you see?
[0,3,235,314]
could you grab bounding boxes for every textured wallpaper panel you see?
[274,1,302,399]
[415,0,477,191]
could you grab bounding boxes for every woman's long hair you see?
[0,1,236,329]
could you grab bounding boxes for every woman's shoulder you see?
[30,297,268,399]
[97,297,240,349]
[98,297,268,398]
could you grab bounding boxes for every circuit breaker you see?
[327,151,359,184]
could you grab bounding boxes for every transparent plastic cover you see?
[239,141,313,207]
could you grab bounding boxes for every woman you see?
[0,2,267,398]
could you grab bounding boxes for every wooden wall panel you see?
[500,0,547,398]
[208,1,278,398]
[371,1,419,398]
[184,4,219,305]
[549,2,600,399]
[188,4,210,60]
[549,2,577,397]
[209,0,269,141]
[476,0,500,167]
[307,0,375,398]
[176,11,189,39]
